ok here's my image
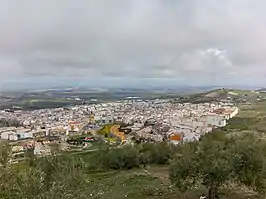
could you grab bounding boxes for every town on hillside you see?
[0,98,239,162]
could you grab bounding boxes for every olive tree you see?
[170,132,266,199]
[230,134,266,195]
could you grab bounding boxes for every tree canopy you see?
[0,131,266,198]
[169,132,266,199]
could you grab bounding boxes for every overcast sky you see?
[0,0,266,89]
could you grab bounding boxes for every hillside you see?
[2,101,266,198]
[257,88,266,92]
[177,88,263,103]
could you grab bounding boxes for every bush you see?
[95,146,139,170]
[87,142,177,171]
[138,142,175,165]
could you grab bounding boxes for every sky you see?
[0,0,266,89]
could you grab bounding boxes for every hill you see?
[256,88,266,92]
[177,88,263,103]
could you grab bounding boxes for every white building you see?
[0,131,13,140]
[229,107,239,118]
[205,114,227,127]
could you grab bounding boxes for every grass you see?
[82,166,193,199]
[10,100,266,199]
[76,100,266,199]
[11,160,259,199]
[228,89,258,95]
[17,97,82,109]
[85,169,172,199]
[22,98,73,103]
[77,166,259,199]
[222,101,266,135]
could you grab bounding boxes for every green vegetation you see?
[7,97,83,110]
[3,101,266,198]
[1,142,178,199]
[221,101,266,134]
[97,124,112,137]
[2,132,266,199]
[177,88,266,104]
[79,142,175,171]
[23,98,73,103]
[170,132,266,199]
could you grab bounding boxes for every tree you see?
[97,124,112,137]
[0,142,11,168]
[230,134,266,195]
[138,142,175,165]
[169,132,266,199]
[196,139,232,199]
[97,146,139,170]
[0,143,19,198]
[20,154,88,199]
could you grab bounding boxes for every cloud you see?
[0,0,266,87]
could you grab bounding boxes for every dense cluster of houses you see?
[0,100,238,157]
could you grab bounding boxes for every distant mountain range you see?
[22,85,216,93]
[1,87,266,111]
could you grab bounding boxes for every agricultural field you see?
[221,100,266,135]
